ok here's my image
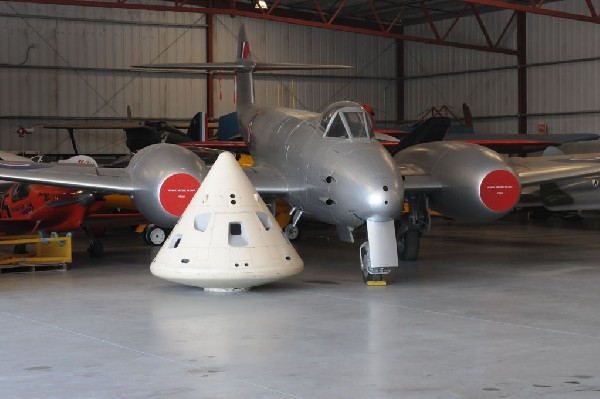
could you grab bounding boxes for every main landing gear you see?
[283,223,301,241]
[143,224,168,246]
[87,239,104,258]
[396,193,429,262]
[82,224,104,258]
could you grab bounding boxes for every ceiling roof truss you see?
[6,0,600,55]
[459,0,600,24]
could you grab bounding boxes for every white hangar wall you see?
[0,1,208,154]
[405,0,600,136]
[0,2,396,155]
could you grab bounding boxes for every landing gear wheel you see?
[283,223,300,241]
[399,229,420,261]
[144,225,167,246]
[87,240,104,258]
[360,242,383,283]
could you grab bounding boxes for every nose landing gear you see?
[359,242,390,285]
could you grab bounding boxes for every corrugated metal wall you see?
[527,0,600,135]
[0,2,207,154]
[404,9,517,133]
[405,0,600,136]
[0,3,396,155]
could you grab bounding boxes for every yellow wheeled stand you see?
[0,232,72,272]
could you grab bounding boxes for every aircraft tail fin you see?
[133,25,350,107]
[390,117,451,156]
[186,112,203,141]
[462,103,473,128]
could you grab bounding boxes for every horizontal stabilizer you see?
[254,63,352,71]
[133,62,245,71]
[134,62,351,72]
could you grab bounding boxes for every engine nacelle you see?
[127,144,209,227]
[395,142,520,222]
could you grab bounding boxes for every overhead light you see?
[255,0,267,10]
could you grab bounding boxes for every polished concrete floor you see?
[2,215,600,398]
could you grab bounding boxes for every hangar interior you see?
[3,0,600,154]
[2,0,600,398]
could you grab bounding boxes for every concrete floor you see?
[2,215,600,398]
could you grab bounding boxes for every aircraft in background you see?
[0,152,146,256]
[0,180,145,256]
[3,26,600,283]
[516,146,600,221]
[31,106,203,156]
[375,103,599,154]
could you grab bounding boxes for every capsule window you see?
[194,213,212,232]
[228,222,249,247]
[169,234,182,249]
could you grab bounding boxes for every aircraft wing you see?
[510,154,600,186]
[381,138,560,155]
[243,165,290,195]
[40,121,192,130]
[0,162,133,193]
[397,164,443,192]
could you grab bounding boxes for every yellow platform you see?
[0,233,72,269]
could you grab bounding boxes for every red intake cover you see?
[159,173,201,216]
[480,170,520,212]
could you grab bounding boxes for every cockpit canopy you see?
[320,101,372,140]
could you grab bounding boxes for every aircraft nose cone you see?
[330,146,404,224]
[362,178,404,221]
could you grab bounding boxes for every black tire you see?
[399,229,420,261]
[144,225,167,246]
[87,240,104,258]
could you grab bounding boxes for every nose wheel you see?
[359,242,387,283]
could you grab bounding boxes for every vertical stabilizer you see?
[237,25,251,62]
[235,25,255,106]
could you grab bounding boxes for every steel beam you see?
[460,0,600,23]
[6,0,517,54]
[206,13,214,119]
[517,11,527,134]
[396,36,404,121]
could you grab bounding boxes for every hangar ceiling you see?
[8,0,600,54]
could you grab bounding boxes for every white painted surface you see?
[151,152,303,290]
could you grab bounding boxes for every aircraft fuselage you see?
[237,104,404,228]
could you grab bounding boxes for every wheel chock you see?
[366,280,387,286]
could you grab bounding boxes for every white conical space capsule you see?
[150,152,303,291]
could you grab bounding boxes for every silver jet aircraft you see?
[3,26,600,283]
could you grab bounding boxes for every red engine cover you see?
[159,173,201,216]
[480,170,520,212]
